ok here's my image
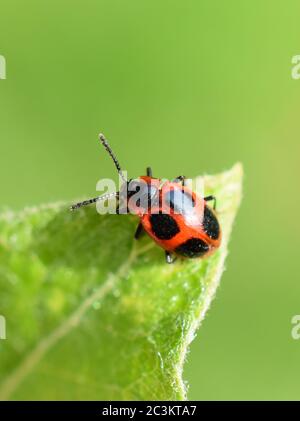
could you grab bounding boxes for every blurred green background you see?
[1,0,300,400]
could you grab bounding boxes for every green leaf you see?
[0,164,242,400]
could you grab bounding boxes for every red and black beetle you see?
[71,134,221,263]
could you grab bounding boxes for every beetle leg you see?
[146,167,153,177]
[173,175,186,186]
[204,195,217,210]
[134,222,145,240]
[165,251,176,264]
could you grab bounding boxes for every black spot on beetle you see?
[203,205,220,240]
[175,237,209,258]
[150,213,180,240]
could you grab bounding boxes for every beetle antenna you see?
[70,192,118,211]
[99,133,126,182]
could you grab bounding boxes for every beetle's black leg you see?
[173,175,186,186]
[146,167,153,177]
[165,251,176,264]
[134,222,145,240]
[204,195,217,210]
